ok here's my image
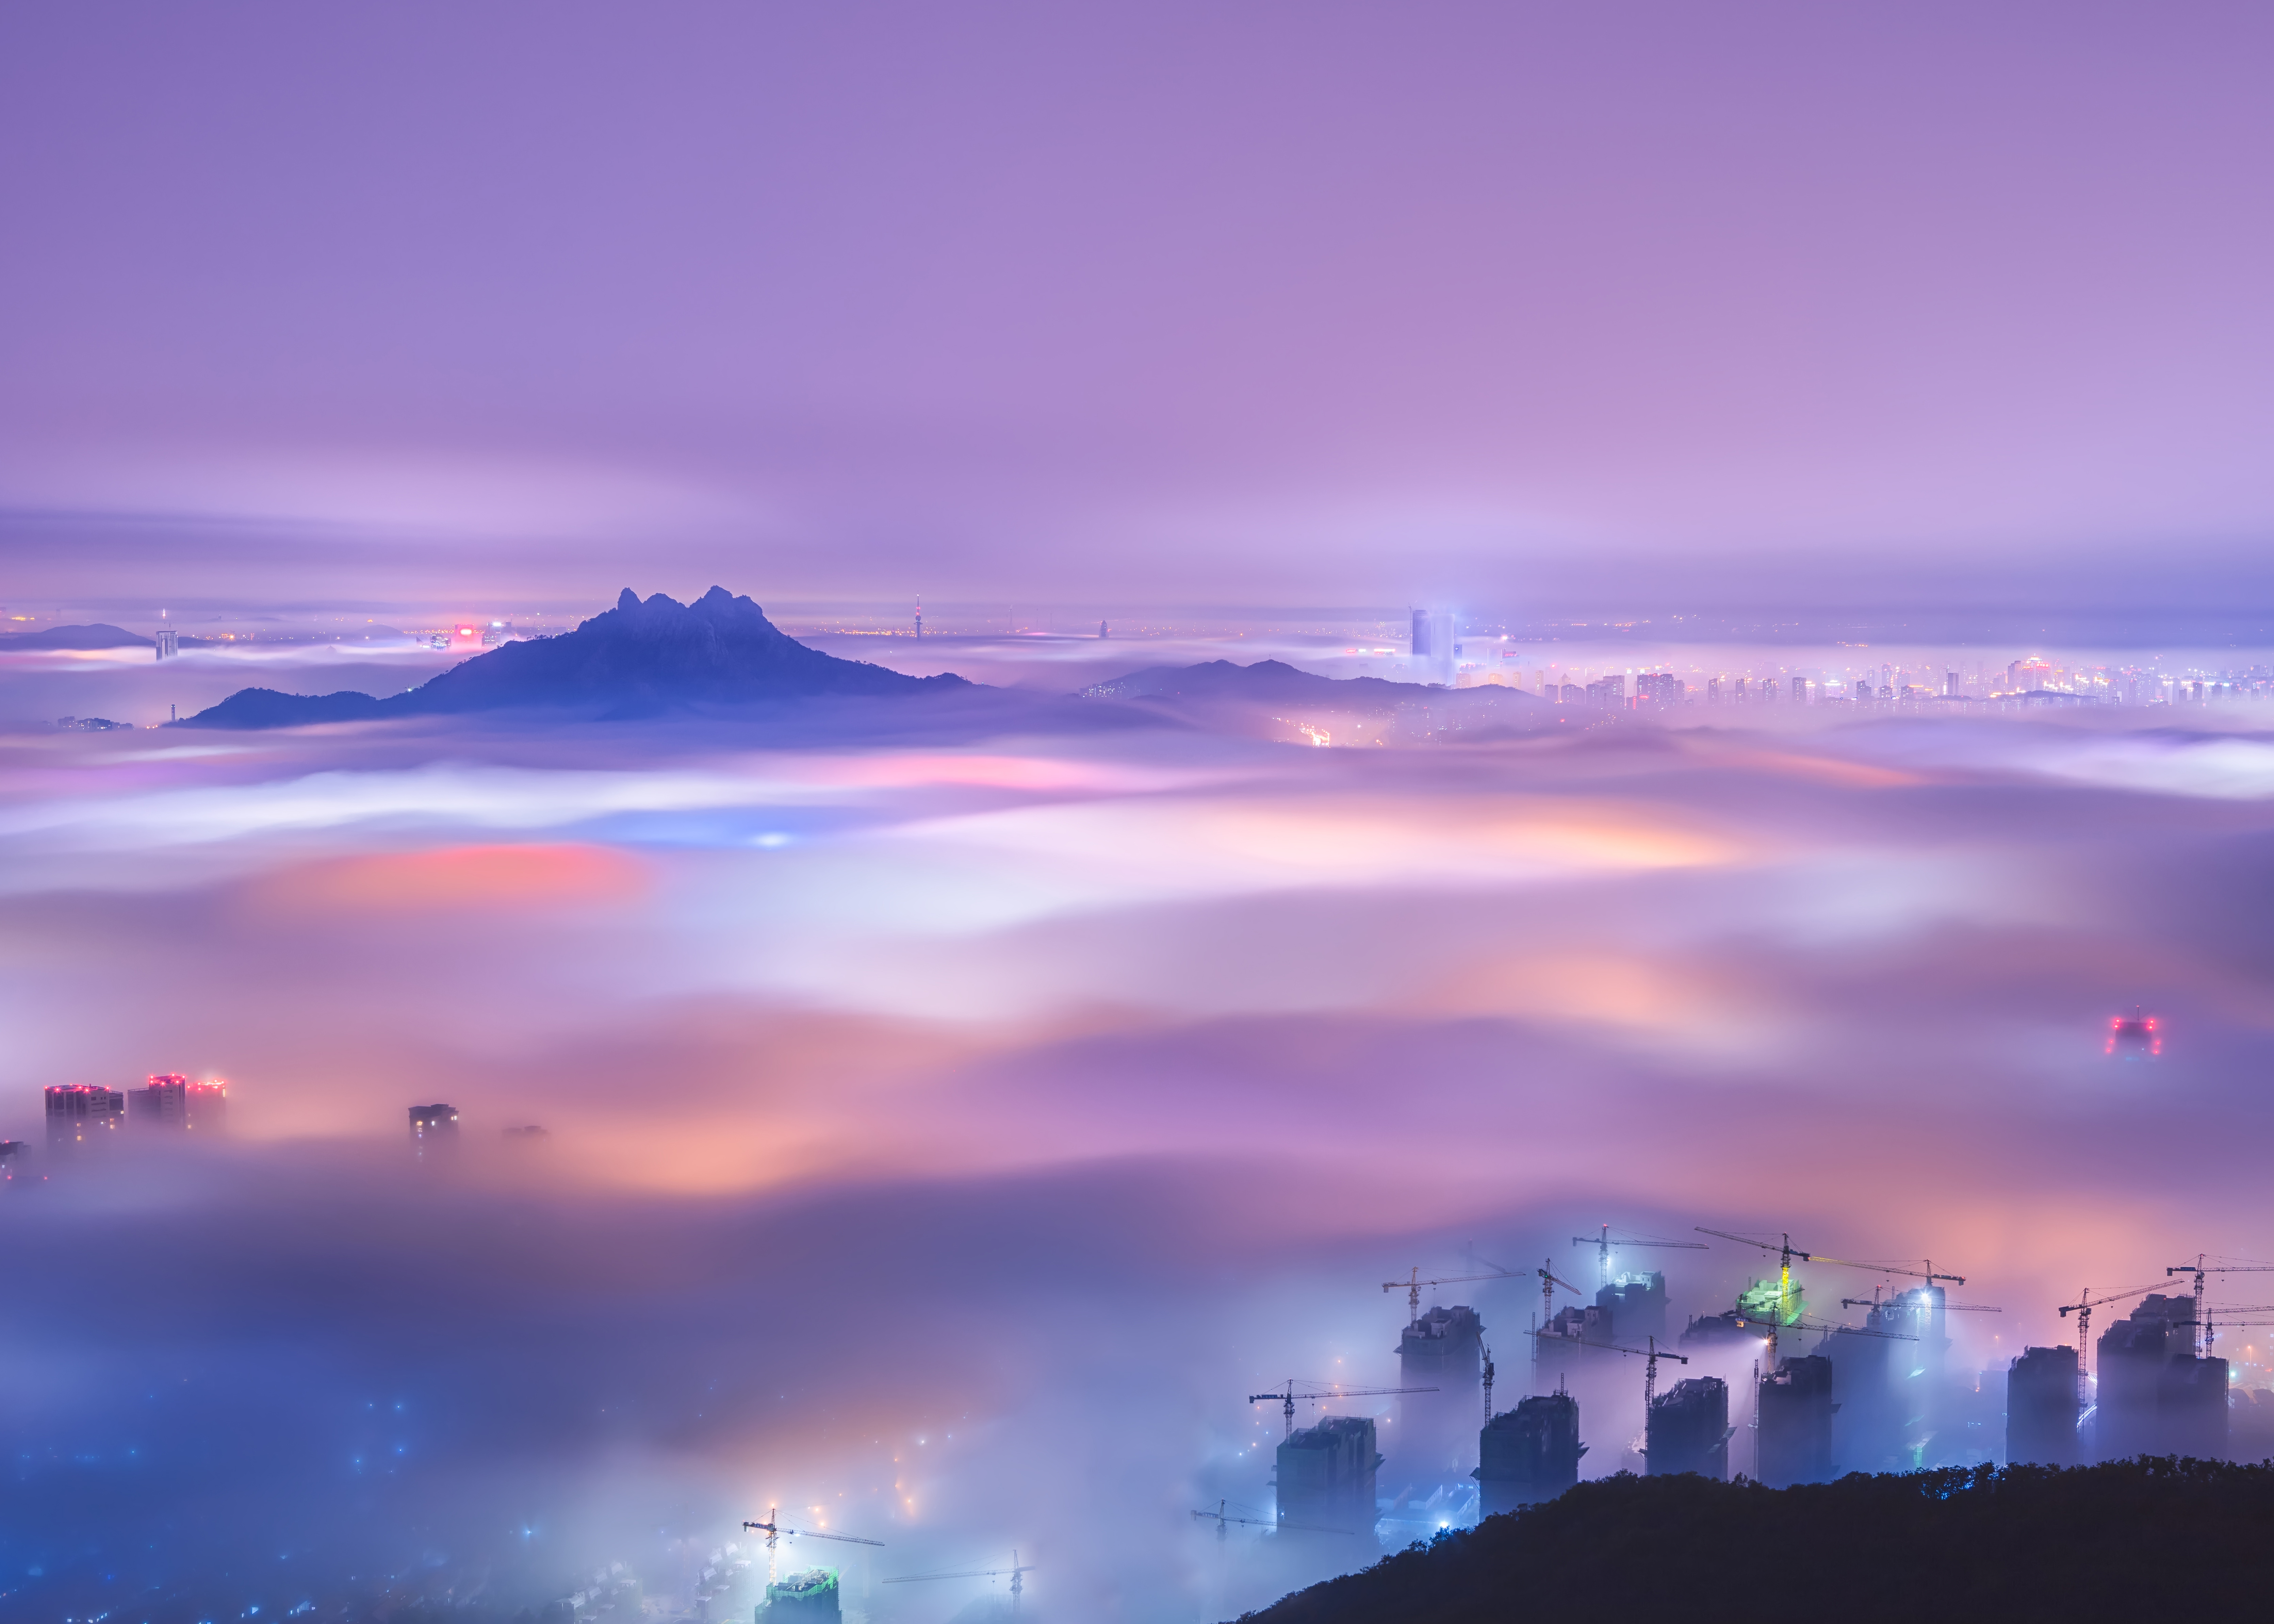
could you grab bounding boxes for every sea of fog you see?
[2,630,2272,1623]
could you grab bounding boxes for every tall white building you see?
[1408,609,1455,685]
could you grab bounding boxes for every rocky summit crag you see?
[175,588,966,728]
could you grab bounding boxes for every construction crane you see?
[2059,1281,2177,1405]
[884,1553,1034,1614]
[1639,1334,1688,1405]
[2200,1310,2274,1358]
[1480,1343,1495,1424]
[2166,1256,2274,1357]
[1694,1228,1814,1325]
[1696,1227,1966,1333]
[741,1509,885,1551]
[1190,1501,1355,1539]
[1572,1225,1707,1290]
[1537,1259,1589,1335]
[1841,1293,2003,1315]
[1534,1259,1590,1387]
[1524,1329,1689,1403]
[1724,1308,1916,1364]
[1383,1259,1517,1322]
[1247,1380,1438,1439]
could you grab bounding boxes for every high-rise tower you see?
[1394,1304,1484,1486]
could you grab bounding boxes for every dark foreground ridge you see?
[1241,1460,2274,1623]
[174,589,967,727]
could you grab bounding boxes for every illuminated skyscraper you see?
[0,1140,22,1181]
[130,1073,189,1126]
[45,1084,126,1151]
[187,1079,228,1130]
[1408,610,1455,685]
[409,1103,460,1160]
[130,1074,227,1130]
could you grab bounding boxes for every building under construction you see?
[1540,1302,1610,1348]
[1807,1286,1952,1474]
[1756,1355,1835,1487]
[2007,1345,2080,1467]
[759,1569,839,1623]
[1597,1272,1668,1346]
[1646,1376,1730,1480]
[1277,1415,1380,1535]
[2095,1295,2228,1462]
[1681,1278,1799,1349]
[1474,1392,1583,1516]
[1818,1316,1904,1474]
[1395,1304,1483,1486]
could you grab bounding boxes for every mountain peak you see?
[175,587,966,728]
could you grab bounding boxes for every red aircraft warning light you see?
[2108,1010,2161,1058]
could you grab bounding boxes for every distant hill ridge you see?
[0,623,153,651]
[1083,658,1434,704]
[174,588,967,728]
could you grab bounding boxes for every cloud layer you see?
[4,678,2273,1620]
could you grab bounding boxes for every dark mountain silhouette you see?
[1242,1459,2274,1623]
[0,623,153,651]
[174,589,967,728]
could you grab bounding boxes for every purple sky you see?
[5,3,2274,618]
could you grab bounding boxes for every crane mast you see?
[2060,1280,2177,1405]
[1383,1260,1516,1322]
[1247,1379,1438,1438]
[1535,1259,1588,1389]
[1571,1225,1707,1290]
[2165,1256,2274,1357]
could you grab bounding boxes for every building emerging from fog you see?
[1394,1304,1484,1485]
[45,1084,125,1153]
[2095,1295,2227,1462]
[1276,1415,1379,1535]
[1756,1356,1835,1487]
[1646,1376,1730,1479]
[129,1073,228,1131]
[1475,1392,1583,1516]
[2007,1345,2080,1467]
[760,1568,840,1622]
[1409,610,1454,686]
[1598,1272,1668,1346]
[0,1140,21,1181]
[1540,1301,1611,1352]
[409,1103,460,1158]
